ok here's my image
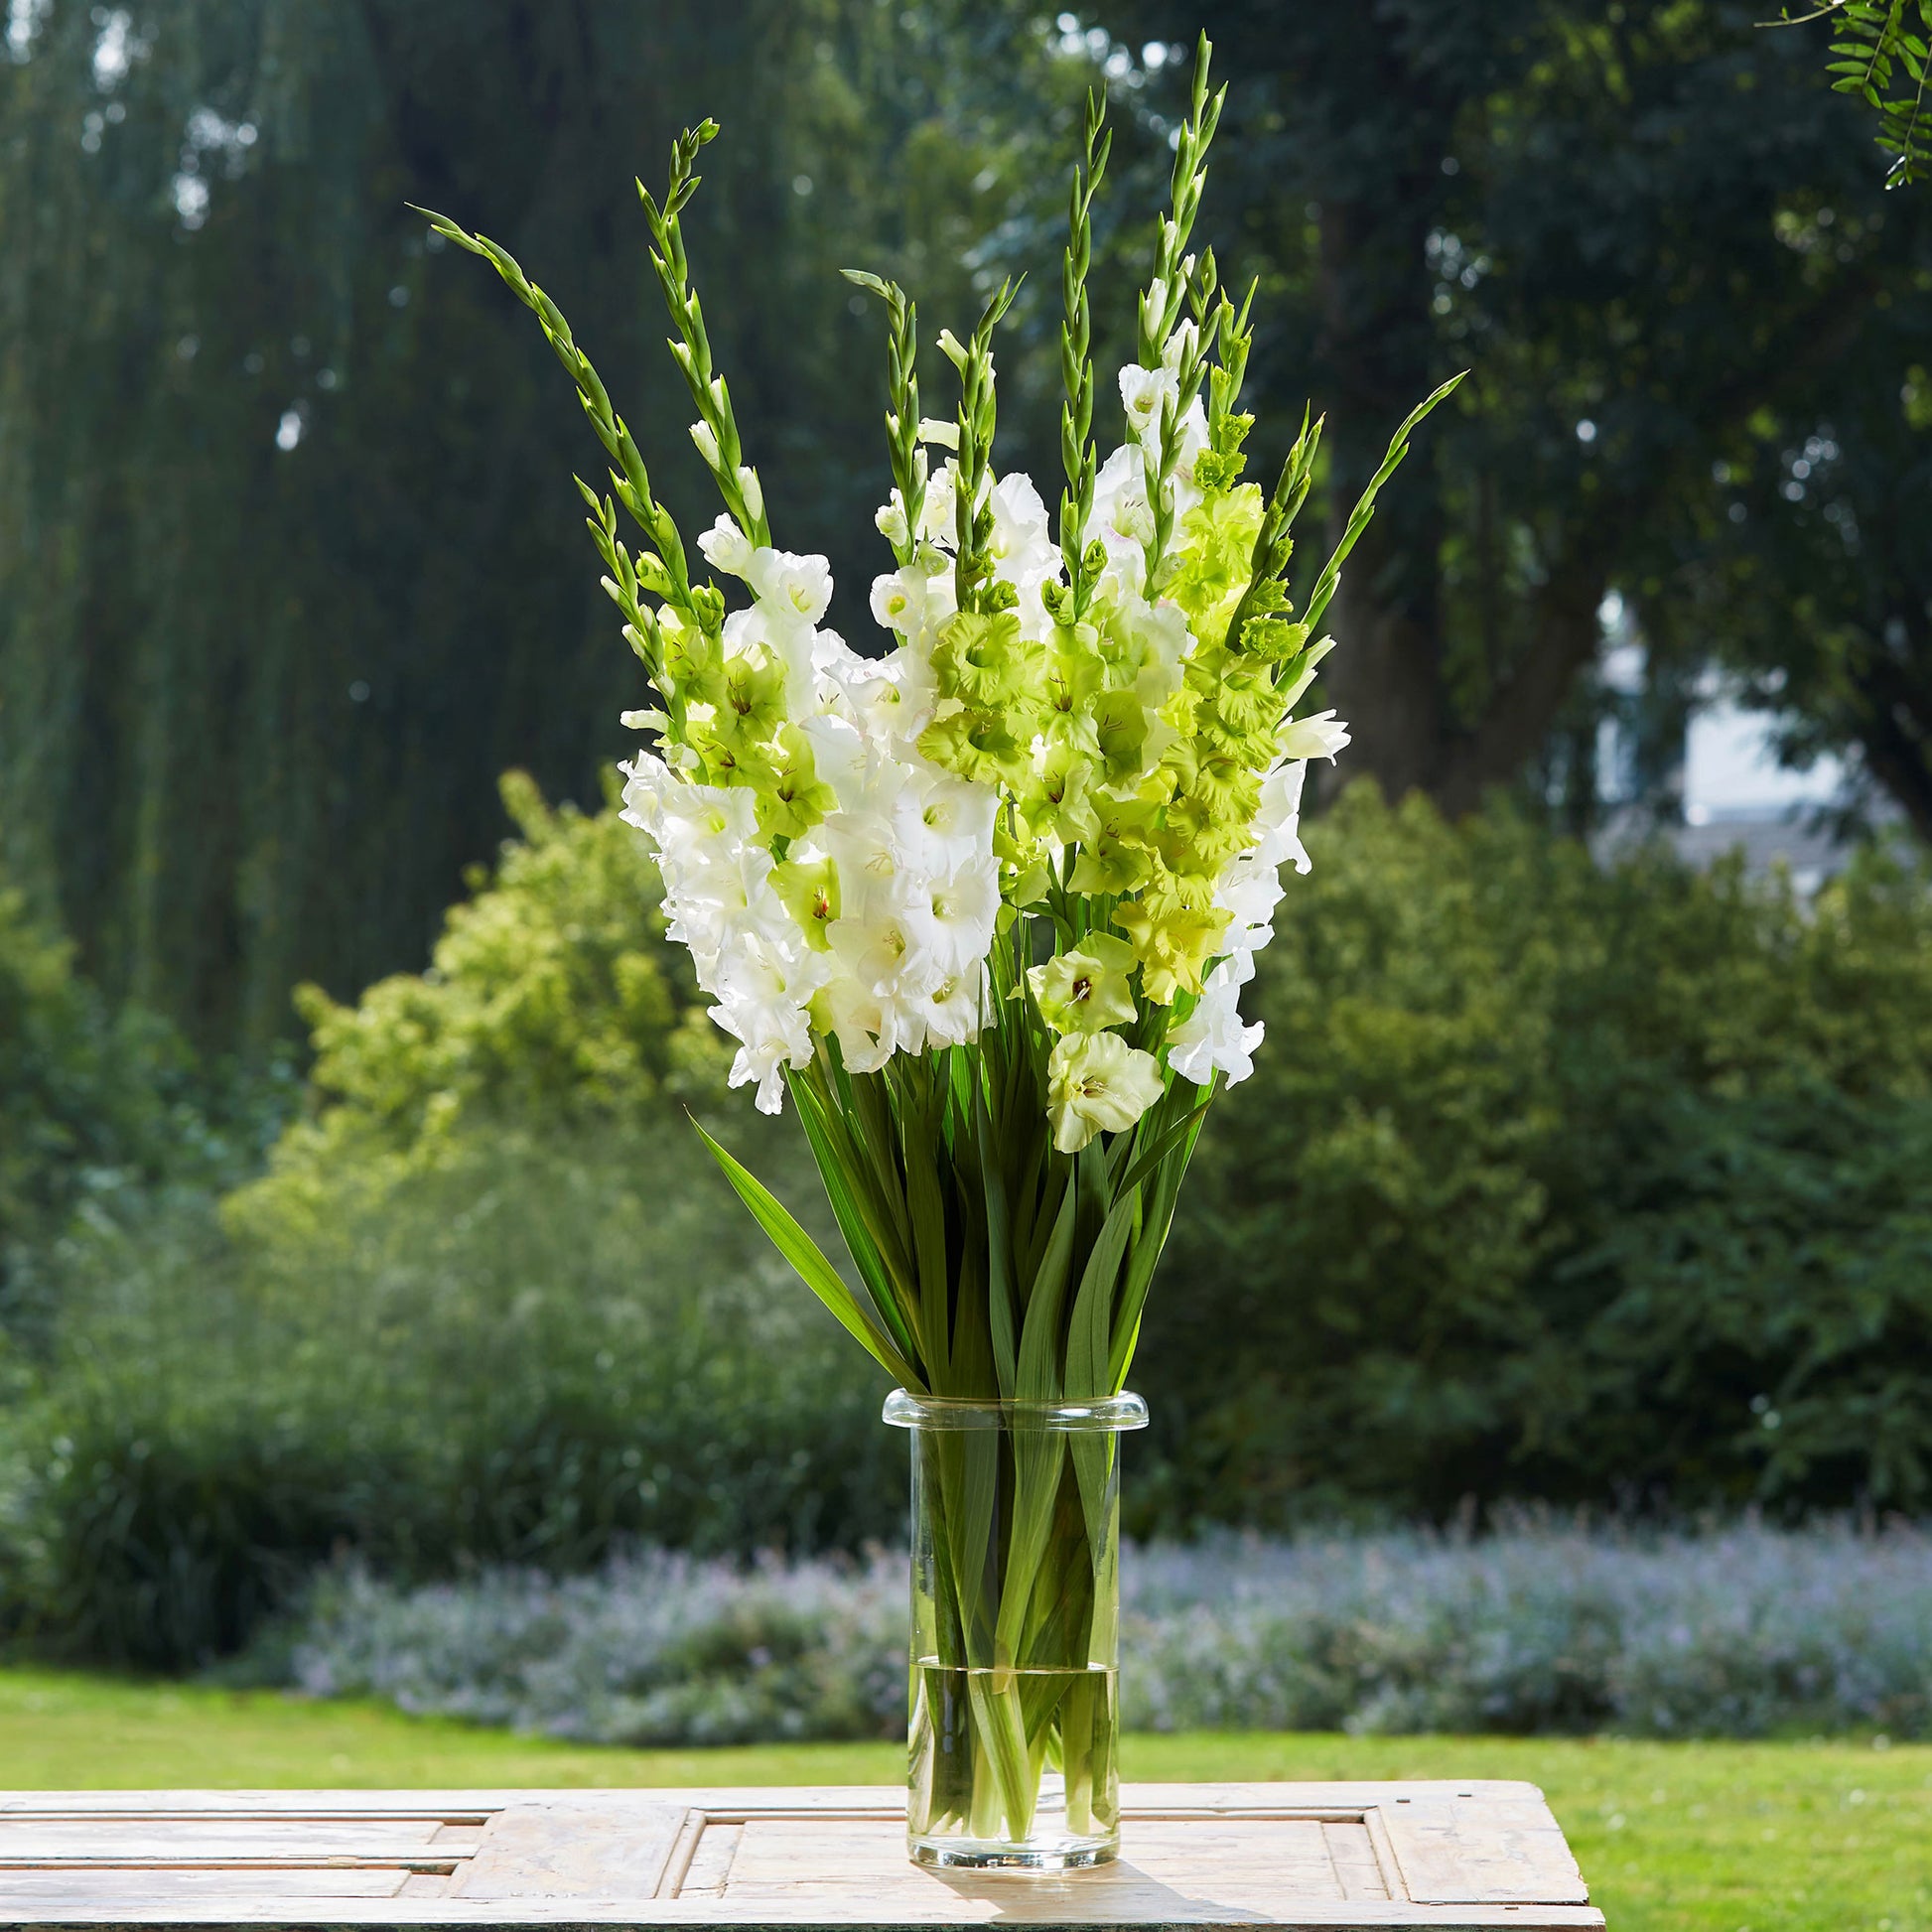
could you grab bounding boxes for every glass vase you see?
[883,1389,1148,1869]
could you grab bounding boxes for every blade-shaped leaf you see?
[790,1078,923,1375]
[1016,1185,1077,1403]
[692,1116,920,1390]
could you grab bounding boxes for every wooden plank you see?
[450,1802,688,1901]
[1376,1797,1588,1907]
[0,1795,518,1816]
[1321,1822,1389,1902]
[0,1824,463,1860]
[675,1823,743,1900]
[0,1866,413,1900]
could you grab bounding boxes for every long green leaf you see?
[1114,1089,1213,1204]
[793,1064,918,1308]
[1106,1096,1212,1392]
[974,1081,1019,1398]
[1063,1189,1138,1403]
[1015,1186,1077,1403]
[789,1076,922,1373]
[691,1116,920,1389]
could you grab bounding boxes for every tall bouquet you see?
[425,38,1452,1868]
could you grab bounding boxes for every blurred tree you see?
[1096,2,1930,824]
[0,0,1075,1050]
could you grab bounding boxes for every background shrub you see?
[266,1519,1932,1744]
[1140,784,1932,1526]
[0,883,272,1344]
[0,781,893,1668]
[8,1126,895,1670]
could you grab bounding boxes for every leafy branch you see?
[1774,0,1931,187]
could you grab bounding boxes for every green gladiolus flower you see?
[932,609,1028,709]
[1114,897,1231,1005]
[1028,932,1140,1035]
[1046,1029,1166,1154]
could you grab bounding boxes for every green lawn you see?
[3,1668,1927,1932]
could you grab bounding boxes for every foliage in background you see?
[1143,782,1932,1523]
[0,881,284,1345]
[6,783,1931,1670]
[0,788,889,1670]
[265,1520,1932,1743]
[227,773,728,1236]
[4,1130,891,1671]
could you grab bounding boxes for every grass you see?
[3,1668,1928,1932]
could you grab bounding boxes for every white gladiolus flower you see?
[697,512,756,579]
[621,759,756,862]
[748,548,834,626]
[871,568,927,637]
[813,975,895,1074]
[1138,277,1169,350]
[1167,955,1265,1088]
[1093,444,1155,550]
[1119,362,1178,447]
[709,934,823,1113]
[689,419,721,467]
[1251,760,1313,876]
[1277,709,1351,762]
[902,853,1001,976]
[988,472,1051,564]
[1214,857,1287,956]
[874,493,910,548]
[794,713,872,808]
[920,461,959,548]
[897,769,998,874]
[986,473,1065,637]
[820,809,906,918]
[910,966,987,1046]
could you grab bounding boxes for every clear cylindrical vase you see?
[883,1389,1149,1869]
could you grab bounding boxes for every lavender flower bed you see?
[271,1520,1932,1744]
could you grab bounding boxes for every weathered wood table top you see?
[0,1784,1600,1930]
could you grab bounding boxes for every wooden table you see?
[0,1784,1601,1929]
